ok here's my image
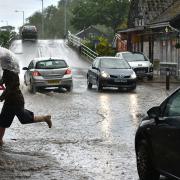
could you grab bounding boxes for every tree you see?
[71,0,130,32]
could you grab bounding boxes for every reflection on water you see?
[99,94,112,140]
[128,94,139,126]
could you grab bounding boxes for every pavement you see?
[141,71,180,84]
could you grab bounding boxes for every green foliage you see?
[96,37,115,56]
[0,31,11,48]
[175,42,180,49]
[71,0,130,32]
[83,36,115,56]
[26,0,130,38]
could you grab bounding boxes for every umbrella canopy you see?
[0,47,20,73]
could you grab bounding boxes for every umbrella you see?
[0,47,20,73]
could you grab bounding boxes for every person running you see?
[0,69,52,145]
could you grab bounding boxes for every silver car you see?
[23,57,73,93]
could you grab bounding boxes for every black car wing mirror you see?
[147,106,160,120]
[22,67,29,70]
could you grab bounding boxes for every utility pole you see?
[41,0,44,39]
[64,0,67,38]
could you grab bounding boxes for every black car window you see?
[122,53,148,62]
[28,61,34,69]
[164,90,180,116]
[100,58,130,69]
[36,60,67,69]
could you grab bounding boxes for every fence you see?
[0,31,16,48]
[67,31,98,61]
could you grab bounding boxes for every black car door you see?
[152,90,180,177]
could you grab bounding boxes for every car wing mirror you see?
[22,67,29,70]
[147,106,160,119]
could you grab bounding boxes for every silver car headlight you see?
[101,71,110,78]
[131,71,137,79]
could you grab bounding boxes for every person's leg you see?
[34,115,52,128]
[0,104,15,145]
[0,128,5,145]
[16,108,52,128]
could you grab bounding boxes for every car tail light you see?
[32,71,41,76]
[65,69,72,75]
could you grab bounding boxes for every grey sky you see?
[0,0,59,29]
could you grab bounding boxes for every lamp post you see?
[41,0,44,39]
[64,0,67,38]
[15,10,25,26]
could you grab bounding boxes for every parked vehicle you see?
[23,57,73,93]
[87,56,136,91]
[115,51,153,80]
[135,87,180,180]
[21,25,38,41]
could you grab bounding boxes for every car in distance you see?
[135,87,180,180]
[87,56,136,91]
[21,25,38,41]
[115,51,153,80]
[23,57,73,93]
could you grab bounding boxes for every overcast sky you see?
[0,0,59,30]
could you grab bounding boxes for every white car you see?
[115,51,153,80]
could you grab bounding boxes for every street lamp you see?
[41,0,44,38]
[15,10,25,26]
[64,0,67,38]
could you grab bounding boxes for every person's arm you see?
[0,71,6,102]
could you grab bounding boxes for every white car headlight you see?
[101,71,110,78]
[131,71,136,79]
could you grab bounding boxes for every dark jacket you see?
[0,69,24,107]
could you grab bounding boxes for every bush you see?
[175,42,180,49]
[0,31,11,48]
[95,37,115,56]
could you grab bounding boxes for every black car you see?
[87,56,136,91]
[135,87,180,180]
[21,25,38,41]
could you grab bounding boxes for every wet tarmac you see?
[0,40,177,179]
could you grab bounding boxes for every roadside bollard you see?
[166,67,170,90]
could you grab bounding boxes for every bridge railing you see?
[67,31,98,61]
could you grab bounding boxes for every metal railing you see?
[0,31,16,48]
[67,31,98,61]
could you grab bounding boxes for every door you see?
[88,59,100,85]
[25,61,34,85]
[152,89,180,177]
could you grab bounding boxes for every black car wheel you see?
[137,141,160,180]
[97,78,103,91]
[29,81,36,94]
[87,77,92,89]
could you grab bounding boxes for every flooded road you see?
[0,40,177,179]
